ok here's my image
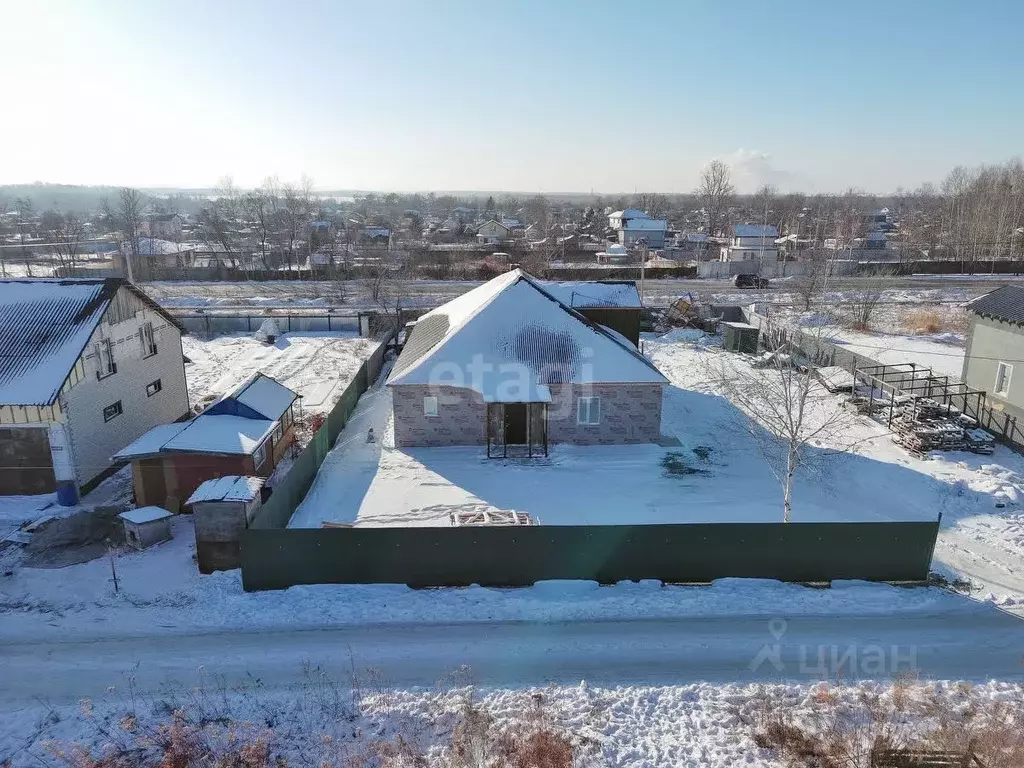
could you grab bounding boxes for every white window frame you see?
[140,322,157,357]
[253,440,268,468]
[423,396,439,417]
[995,362,1013,397]
[95,339,116,379]
[577,396,601,425]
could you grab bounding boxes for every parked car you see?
[733,274,770,289]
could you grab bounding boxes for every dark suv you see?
[733,274,770,289]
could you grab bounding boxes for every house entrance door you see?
[503,404,528,445]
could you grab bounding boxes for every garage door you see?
[0,427,56,495]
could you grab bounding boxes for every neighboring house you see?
[0,278,189,501]
[113,238,195,279]
[139,213,184,240]
[853,231,888,250]
[113,372,298,512]
[359,226,392,243]
[476,219,512,244]
[596,243,632,264]
[720,224,779,262]
[539,280,644,346]
[672,233,711,255]
[620,217,668,248]
[387,269,667,452]
[962,286,1024,424]
[608,208,649,230]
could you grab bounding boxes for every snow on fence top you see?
[387,269,666,394]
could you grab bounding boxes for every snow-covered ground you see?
[4,675,1023,768]
[182,331,377,412]
[824,328,966,378]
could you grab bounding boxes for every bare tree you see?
[48,211,86,273]
[791,250,833,311]
[712,327,854,522]
[13,197,35,276]
[695,160,734,237]
[279,176,315,272]
[847,268,894,330]
[116,188,144,281]
[242,176,280,269]
[633,192,670,219]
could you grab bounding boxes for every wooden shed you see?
[722,321,761,354]
[119,506,173,550]
[186,475,265,573]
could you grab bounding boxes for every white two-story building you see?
[720,224,780,262]
[0,278,189,503]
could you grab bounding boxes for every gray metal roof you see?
[0,278,179,406]
[965,285,1024,324]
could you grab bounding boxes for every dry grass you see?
[899,305,969,337]
[39,669,594,768]
[751,679,1024,768]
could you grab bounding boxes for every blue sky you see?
[3,0,1022,193]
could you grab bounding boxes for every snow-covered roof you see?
[387,270,666,396]
[114,414,274,460]
[539,281,642,308]
[164,414,275,455]
[131,237,190,256]
[0,278,178,407]
[231,373,297,420]
[186,475,264,505]
[623,218,667,232]
[733,224,779,238]
[112,422,189,460]
[610,208,649,219]
[119,506,172,524]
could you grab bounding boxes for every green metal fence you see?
[240,519,941,591]
[249,339,389,530]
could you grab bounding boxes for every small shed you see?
[186,475,265,573]
[119,506,173,550]
[722,321,761,354]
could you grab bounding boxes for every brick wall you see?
[391,382,663,448]
[546,383,662,445]
[392,385,487,447]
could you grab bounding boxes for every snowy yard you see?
[284,331,1024,609]
[182,331,376,412]
[815,326,965,378]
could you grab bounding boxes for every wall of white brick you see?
[60,292,190,487]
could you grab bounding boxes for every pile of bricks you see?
[890,399,995,455]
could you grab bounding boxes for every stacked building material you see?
[890,398,995,455]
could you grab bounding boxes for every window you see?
[272,422,284,444]
[423,396,439,417]
[146,379,162,397]
[577,396,601,425]
[140,322,157,357]
[282,406,293,429]
[995,362,1013,396]
[94,339,116,379]
[253,441,268,468]
[103,400,123,422]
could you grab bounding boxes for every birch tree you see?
[713,328,853,522]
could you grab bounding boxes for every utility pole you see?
[636,237,648,305]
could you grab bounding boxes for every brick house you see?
[387,269,667,455]
[113,373,298,512]
[0,278,189,502]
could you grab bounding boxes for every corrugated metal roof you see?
[186,475,264,505]
[965,285,1024,324]
[233,373,297,420]
[539,281,642,308]
[0,279,116,406]
[734,224,779,238]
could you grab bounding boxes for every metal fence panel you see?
[240,520,940,591]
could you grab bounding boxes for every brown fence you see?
[248,338,390,530]
[240,519,941,591]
